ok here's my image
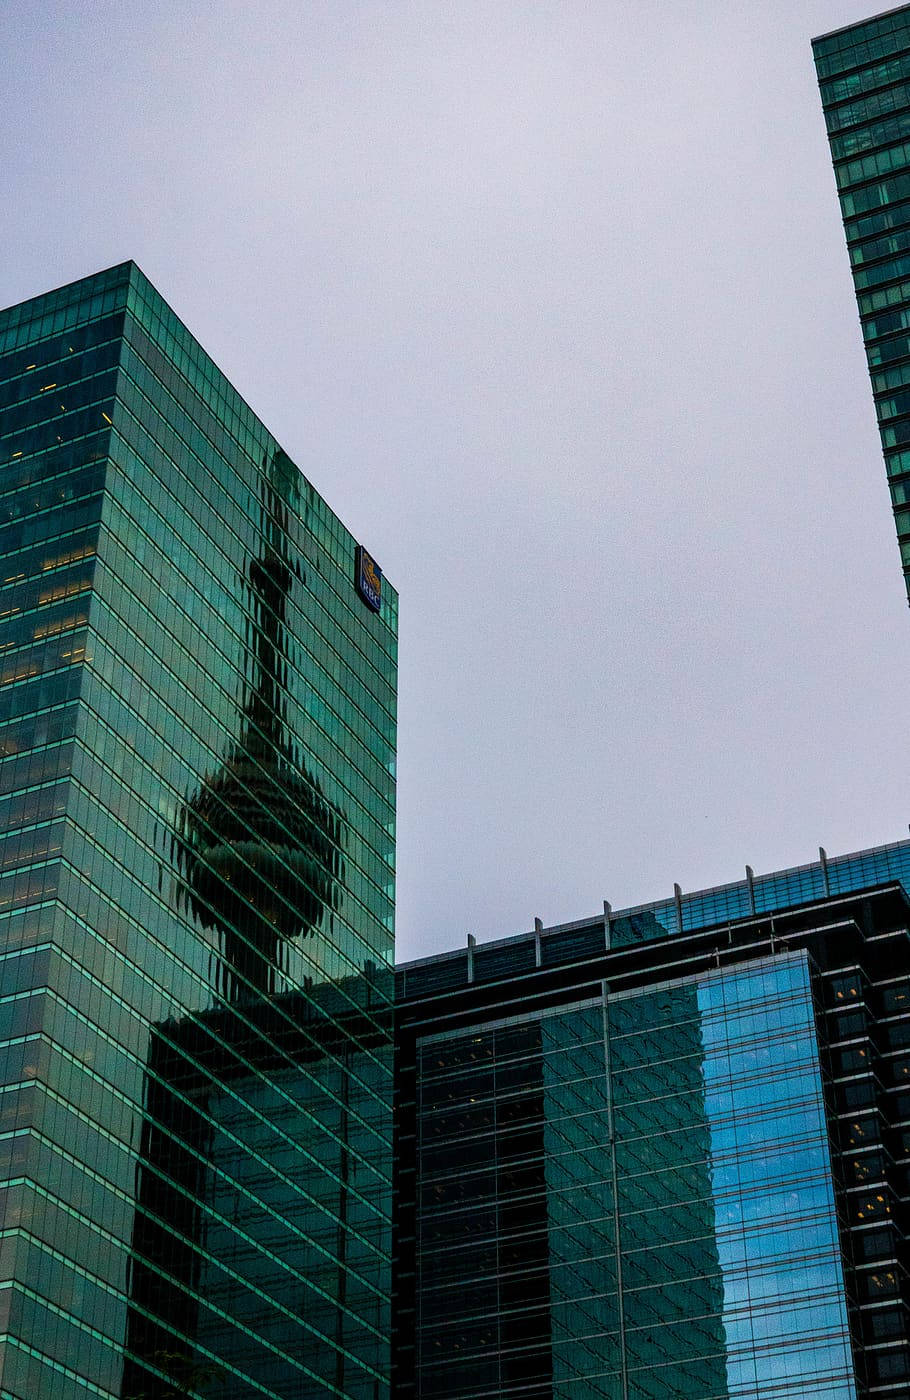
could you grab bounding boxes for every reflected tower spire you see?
[176,450,344,998]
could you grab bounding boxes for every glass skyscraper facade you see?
[814,3,910,602]
[396,843,910,1398]
[0,264,397,1399]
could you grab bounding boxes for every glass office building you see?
[0,264,397,1399]
[396,842,910,1398]
[814,3,910,603]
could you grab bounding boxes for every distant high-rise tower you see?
[814,4,910,602]
[0,263,397,1399]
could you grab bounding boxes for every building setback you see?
[395,842,910,1399]
[814,3,910,603]
[0,264,397,1399]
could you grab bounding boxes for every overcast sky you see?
[2,0,907,960]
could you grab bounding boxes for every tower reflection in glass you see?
[125,447,387,1399]
[175,448,344,1001]
[0,264,395,1400]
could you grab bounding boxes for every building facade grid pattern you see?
[0,264,396,1400]
[413,954,857,1400]
[815,4,910,601]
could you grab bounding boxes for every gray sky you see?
[2,0,907,960]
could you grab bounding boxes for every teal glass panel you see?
[609,956,854,1400]
[415,953,856,1399]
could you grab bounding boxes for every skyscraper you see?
[395,842,910,1399]
[814,4,910,602]
[0,263,397,1399]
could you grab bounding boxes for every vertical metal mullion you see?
[601,978,628,1400]
[493,1041,502,1398]
[415,1045,424,1392]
